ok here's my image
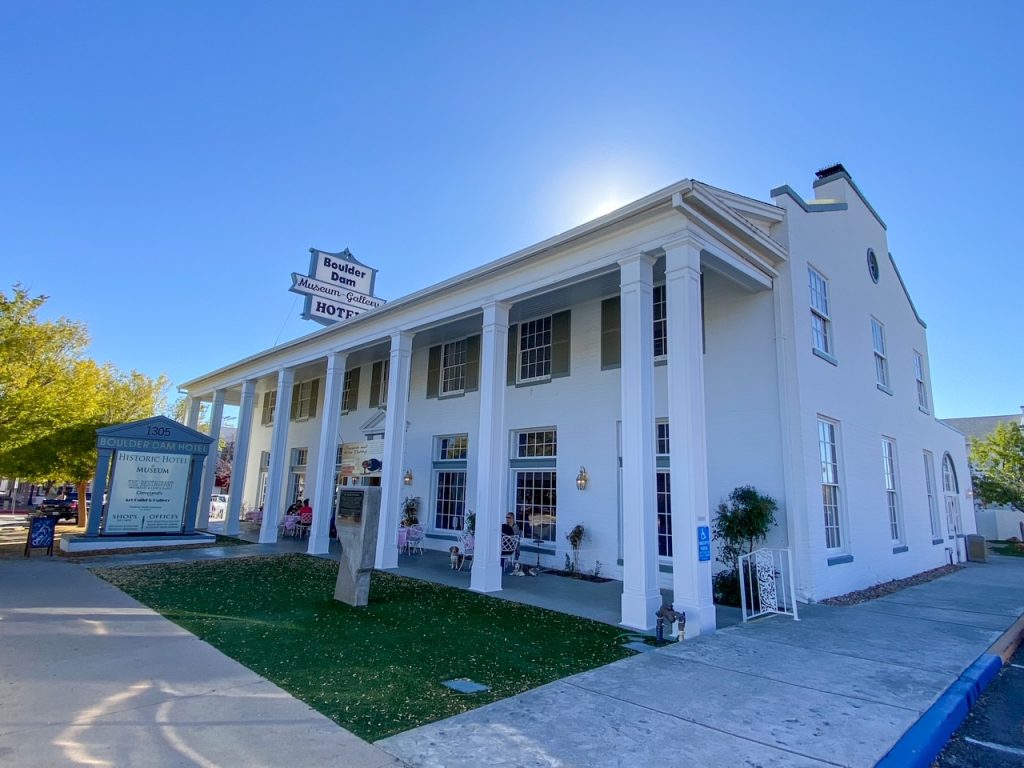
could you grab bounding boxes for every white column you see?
[375,332,414,568]
[259,368,295,544]
[665,238,716,636]
[471,301,511,593]
[197,388,226,529]
[226,379,257,536]
[309,351,347,555]
[185,397,202,429]
[618,253,661,630]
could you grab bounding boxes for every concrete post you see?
[225,379,257,536]
[259,368,295,544]
[374,332,414,569]
[309,351,347,555]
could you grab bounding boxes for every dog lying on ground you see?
[449,546,463,570]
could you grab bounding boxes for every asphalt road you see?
[935,646,1024,767]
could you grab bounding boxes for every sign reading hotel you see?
[104,450,191,534]
[290,247,386,326]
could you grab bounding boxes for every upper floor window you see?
[913,351,928,411]
[516,429,557,458]
[653,284,667,358]
[260,390,277,426]
[871,318,889,390]
[437,434,468,461]
[291,379,318,421]
[519,316,553,382]
[441,339,468,395]
[808,267,833,357]
[341,369,359,413]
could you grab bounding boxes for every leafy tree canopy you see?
[971,422,1024,513]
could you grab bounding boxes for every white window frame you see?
[518,316,553,383]
[341,369,357,413]
[294,379,315,421]
[882,437,903,544]
[923,450,941,540]
[511,428,557,543]
[914,351,929,412]
[818,417,845,552]
[653,284,667,359]
[655,419,671,557]
[261,390,277,426]
[288,447,308,505]
[872,317,890,391]
[808,266,833,358]
[380,359,390,405]
[440,339,468,396]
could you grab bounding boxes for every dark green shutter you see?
[426,345,441,399]
[308,378,319,418]
[551,310,571,378]
[465,335,481,392]
[506,324,518,385]
[369,361,383,407]
[601,297,621,370]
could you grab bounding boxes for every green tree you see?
[971,422,1024,513]
[711,485,778,606]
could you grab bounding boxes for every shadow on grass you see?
[95,554,634,741]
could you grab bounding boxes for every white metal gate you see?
[739,548,799,622]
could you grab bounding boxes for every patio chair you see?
[296,510,313,538]
[457,533,475,571]
[500,534,520,572]
[406,524,425,555]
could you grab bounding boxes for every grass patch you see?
[96,554,632,741]
[990,540,1024,557]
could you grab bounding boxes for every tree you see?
[711,486,778,606]
[971,422,1024,514]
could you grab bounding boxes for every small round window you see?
[867,248,880,283]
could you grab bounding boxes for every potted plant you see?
[401,496,420,527]
[566,523,585,577]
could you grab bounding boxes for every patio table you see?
[397,526,408,551]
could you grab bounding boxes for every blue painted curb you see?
[875,653,1003,768]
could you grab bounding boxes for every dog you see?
[449,546,464,570]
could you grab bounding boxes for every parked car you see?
[39,493,89,523]
[210,494,229,521]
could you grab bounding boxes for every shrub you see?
[711,486,778,606]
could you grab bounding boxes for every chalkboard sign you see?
[25,515,58,557]
[337,491,364,526]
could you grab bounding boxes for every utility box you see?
[966,534,987,562]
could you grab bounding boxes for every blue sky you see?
[2,1,1021,418]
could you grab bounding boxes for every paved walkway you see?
[378,556,1024,768]
[0,557,402,768]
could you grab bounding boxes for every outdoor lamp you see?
[403,469,413,485]
[575,466,589,491]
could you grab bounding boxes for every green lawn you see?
[96,554,633,741]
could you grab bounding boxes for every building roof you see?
[942,413,1023,440]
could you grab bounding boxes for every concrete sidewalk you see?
[0,558,402,768]
[378,556,1024,768]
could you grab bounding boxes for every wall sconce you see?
[403,469,413,485]
[575,466,589,491]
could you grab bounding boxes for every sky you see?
[1,1,1021,419]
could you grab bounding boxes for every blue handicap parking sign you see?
[697,525,711,561]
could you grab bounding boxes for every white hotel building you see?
[181,165,972,635]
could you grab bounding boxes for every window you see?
[653,284,667,358]
[657,471,672,557]
[440,339,467,395]
[438,434,468,460]
[872,318,889,390]
[512,429,557,542]
[808,267,833,356]
[923,451,941,539]
[656,421,670,456]
[914,351,928,411]
[341,369,358,413]
[261,390,277,426]
[818,418,843,550]
[882,438,902,543]
[257,451,270,510]
[432,435,468,531]
[519,317,552,382]
[288,447,307,505]
[942,454,962,536]
[292,379,318,421]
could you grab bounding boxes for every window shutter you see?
[601,297,621,370]
[465,335,481,392]
[426,345,441,399]
[348,368,361,411]
[551,310,571,378]
[369,361,383,407]
[308,378,320,419]
[290,386,299,421]
[506,324,518,385]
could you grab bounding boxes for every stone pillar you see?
[86,449,113,537]
[618,253,661,630]
[309,351,347,555]
[226,379,257,536]
[185,397,203,430]
[259,368,295,544]
[471,301,511,593]
[374,332,414,568]
[665,238,716,636]
[196,388,226,529]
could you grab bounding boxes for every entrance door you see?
[942,454,963,562]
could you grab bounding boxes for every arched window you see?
[942,454,958,494]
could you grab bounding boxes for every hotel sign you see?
[290,248,386,326]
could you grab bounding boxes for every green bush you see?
[711,486,778,606]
